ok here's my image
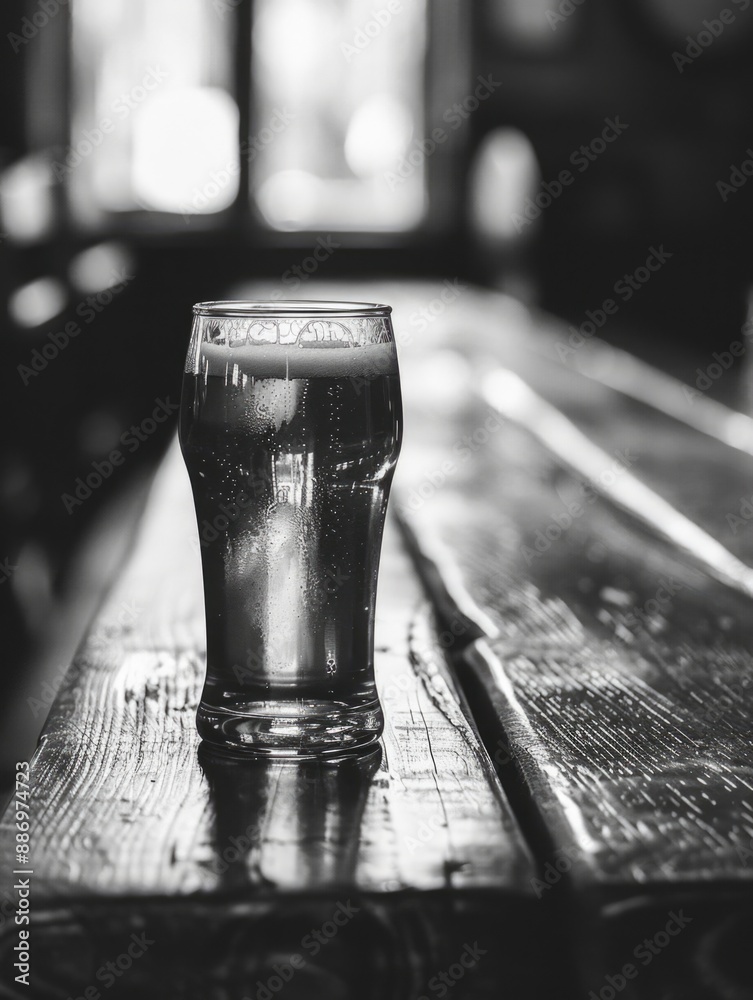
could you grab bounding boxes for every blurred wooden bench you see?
[2,282,753,999]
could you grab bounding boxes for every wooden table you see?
[2,283,752,999]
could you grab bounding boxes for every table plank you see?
[0,442,544,999]
[383,285,753,999]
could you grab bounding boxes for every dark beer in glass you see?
[180,301,402,756]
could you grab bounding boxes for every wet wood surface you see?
[0,443,543,1000]
[384,283,753,999]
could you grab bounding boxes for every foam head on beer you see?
[187,303,398,380]
[197,339,398,379]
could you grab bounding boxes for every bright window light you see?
[132,88,240,214]
[344,94,414,178]
[69,0,237,221]
[251,0,427,232]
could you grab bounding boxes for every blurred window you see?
[251,0,427,231]
[67,0,433,234]
[69,0,238,223]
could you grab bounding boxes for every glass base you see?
[196,696,384,759]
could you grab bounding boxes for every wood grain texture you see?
[381,284,753,999]
[398,396,753,870]
[0,442,543,999]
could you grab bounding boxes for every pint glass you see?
[180,301,402,756]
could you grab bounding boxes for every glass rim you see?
[193,300,392,319]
